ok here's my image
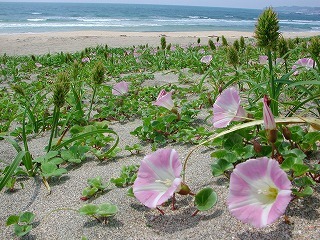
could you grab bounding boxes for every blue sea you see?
[0,2,319,34]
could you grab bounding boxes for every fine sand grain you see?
[0,30,320,56]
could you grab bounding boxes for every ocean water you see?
[0,2,319,34]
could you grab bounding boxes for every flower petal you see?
[112,81,129,95]
[263,96,276,130]
[228,157,292,228]
[153,90,174,110]
[213,87,245,128]
[133,148,182,208]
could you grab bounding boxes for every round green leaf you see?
[14,224,32,237]
[97,203,118,217]
[19,212,35,224]
[78,204,99,216]
[6,215,19,226]
[211,159,234,177]
[195,187,217,211]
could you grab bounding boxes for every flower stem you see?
[47,106,59,153]
[172,193,176,210]
[156,207,165,215]
[267,49,278,116]
[192,210,199,217]
[87,86,97,121]
[22,110,34,176]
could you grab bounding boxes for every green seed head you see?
[227,46,239,69]
[160,36,166,50]
[208,39,216,51]
[11,84,25,97]
[166,43,171,51]
[287,38,295,49]
[53,83,65,108]
[53,72,70,108]
[92,61,105,85]
[254,7,280,50]
[308,37,320,58]
[239,36,245,50]
[221,35,228,46]
[233,39,240,52]
[277,36,289,59]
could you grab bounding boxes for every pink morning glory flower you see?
[228,157,292,228]
[292,58,316,75]
[153,89,174,111]
[112,81,129,96]
[262,96,276,131]
[295,58,315,70]
[200,55,213,65]
[259,55,268,65]
[133,148,182,209]
[213,87,246,128]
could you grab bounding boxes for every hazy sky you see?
[1,0,320,9]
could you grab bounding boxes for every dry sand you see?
[0,31,319,239]
[0,30,319,56]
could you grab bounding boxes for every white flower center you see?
[155,179,172,187]
[257,186,278,204]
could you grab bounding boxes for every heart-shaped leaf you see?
[194,187,217,211]
[79,204,99,216]
[211,159,234,177]
[14,224,32,237]
[6,215,19,226]
[19,212,35,224]
[292,186,313,197]
[97,203,118,217]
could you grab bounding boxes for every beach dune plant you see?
[87,61,105,121]
[47,72,70,152]
[1,6,320,236]
[254,7,280,115]
[133,148,217,214]
[6,211,36,237]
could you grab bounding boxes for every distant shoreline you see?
[0,30,319,56]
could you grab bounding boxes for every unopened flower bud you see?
[253,140,262,153]
[171,108,181,121]
[247,113,254,119]
[177,182,191,195]
[282,126,292,140]
[268,129,278,144]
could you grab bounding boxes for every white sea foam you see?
[27,18,47,22]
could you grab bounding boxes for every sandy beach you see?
[1,30,320,56]
[0,87,319,240]
[0,29,320,239]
